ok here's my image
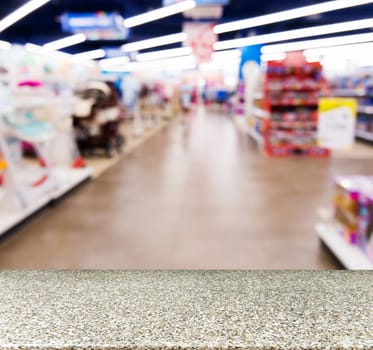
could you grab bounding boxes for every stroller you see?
[73,81,125,158]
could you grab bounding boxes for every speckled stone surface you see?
[0,271,372,350]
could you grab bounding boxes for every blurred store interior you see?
[0,0,373,269]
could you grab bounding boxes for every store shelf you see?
[253,92,264,100]
[315,223,373,270]
[356,129,373,142]
[0,194,51,237]
[248,127,264,144]
[52,167,92,199]
[0,106,14,114]
[0,167,92,236]
[331,89,367,97]
[358,106,373,115]
[269,100,318,107]
[253,107,269,119]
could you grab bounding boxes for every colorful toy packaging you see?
[333,175,373,260]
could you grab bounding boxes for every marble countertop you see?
[0,271,372,350]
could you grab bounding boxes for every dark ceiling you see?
[0,0,371,54]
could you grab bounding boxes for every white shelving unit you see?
[248,126,264,145]
[358,106,373,115]
[52,167,92,199]
[253,107,269,119]
[234,116,264,145]
[0,194,51,236]
[356,129,373,142]
[316,223,373,270]
[0,167,92,236]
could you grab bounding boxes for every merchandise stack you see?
[329,69,373,142]
[0,45,92,236]
[333,175,373,262]
[263,61,330,156]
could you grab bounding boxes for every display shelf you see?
[271,121,317,128]
[52,167,92,199]
[269,99,318,107]
[0,106,14,114]
[234,117,264,145]
[262,61,329,157]
[0,193,51,237]
[0,166,92,236]
[358,106,373,115]
[253,92,263,100]
[316,223,373,270]
[356,129,373,142]
[253,107,269,119]
[248,127,264,144]
[331,89,367,97]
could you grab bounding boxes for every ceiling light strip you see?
[124,0,196,28]
[304,42,373,57]
[214,0,373,34]
[99,56,130,68]
[74,49,106,62]
[214,18,373,51]
[43,33,86,51]
[0,0,51,32]
[261,32,373,54]
[25,43,72,59]
[0,40,12,50]
[136,47,193,62]
[122,32,187,52]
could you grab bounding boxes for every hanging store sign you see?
[61,12,129,40]
[317,98,357,150]
[183,22,217,63]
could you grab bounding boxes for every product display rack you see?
[335,88,373,142]
[330,70,373,143]
[0,45,94,237]
[316,223,373,270]
[0,167,91,237]
[251,61,330,157]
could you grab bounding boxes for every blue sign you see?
[239,45,262,80]
[61,12,129,40]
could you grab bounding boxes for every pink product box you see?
[357,191,373,260]
[334,176,373,259]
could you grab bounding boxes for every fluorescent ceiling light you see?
[211,49,241,60]
[124,0,196,28]
[261,32,373,54]
[99,56,130,68]
[304,42,373,58]
[166,60,197,72]
[199,56,241,71]
[43,33,86,51]
[0,0,51,32]
[74,49,106,62]
[25,43,72,59]
[214,0,373,34]
[0,40,12,50]
[136,47,192,62]
[122,32,187,52]
[103,62,140,73]
[214,18,373,51]
[105,55,197,72]
[261,53,286,62]
[141,54,196,68]
[305,56,320,63]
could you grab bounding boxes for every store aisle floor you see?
[2,107,372,269]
